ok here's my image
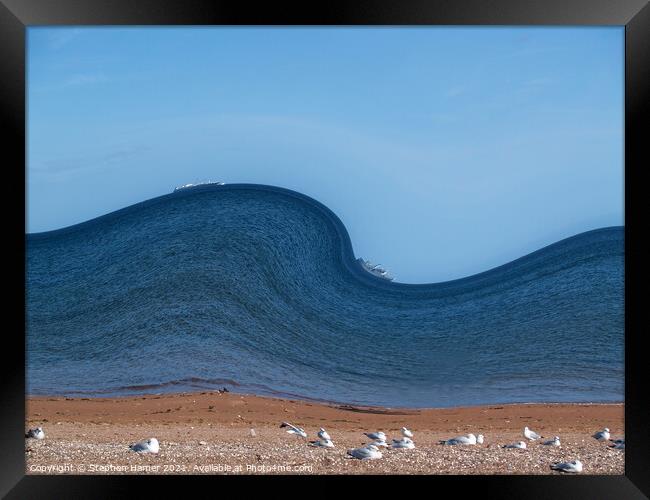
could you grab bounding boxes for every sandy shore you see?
[25,392,624,475]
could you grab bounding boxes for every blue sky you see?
[27,27,623,283]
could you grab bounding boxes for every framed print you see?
[1,0,648,497]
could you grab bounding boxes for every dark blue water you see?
[26,184,624,408]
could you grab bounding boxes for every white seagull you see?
[476,434,485,444]
[318,428,331,441]
[439,433,477,445]
[364,431,386,441]
[280,422,307,438]
[592,428,610,441]
[542,436,561,446]
[369,439,389,448]
[523,426,542,440]
[25,427,45,440]
[391,437,415,449]
[401,427,414,438]
[347,444,383,460]
[550,459,583,473]
[309,438,335,448]
[129,437,160,454]
[502,441,527,449]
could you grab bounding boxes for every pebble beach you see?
[26,392,624,475]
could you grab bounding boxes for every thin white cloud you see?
[445,86,466,98]
[431,112,460,123]
[47,28,84,51]
[524,77,554,87]
[31,73,110,93]
[30,146,147,178]
[63,73,109,88]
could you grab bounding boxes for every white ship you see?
[173,181,225,192]
[358,258,394,281]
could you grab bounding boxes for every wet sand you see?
[25,392,624,474]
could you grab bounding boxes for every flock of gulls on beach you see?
[25,422,622,473]
[273,423,621,473]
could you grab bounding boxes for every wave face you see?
[26,185,624,408]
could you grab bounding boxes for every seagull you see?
[542,436,561,446]
[401,427,414,438]
[364,431,386,441]
[368,439,389,448]
[391,437,415,449]
[592,428,610,441]
[317,428,331,441]
[608,438,624,449]
[502,441,527,449]
[550,459,583,473]
[25,427,45,440]
[476,434,484,444]
[280,422,307,438]
[309,438,335,448]
[523,426,542,440]
[439,433,477,445]
[347,444,383,460]
[129,437,159,454]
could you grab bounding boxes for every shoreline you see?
[26,391,624,475]
[26,390,624,411]
[25,387,625,410]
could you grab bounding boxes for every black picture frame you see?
[2,0,648,497]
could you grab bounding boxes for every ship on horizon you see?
[173,181,225,192]
[358,258,394,281]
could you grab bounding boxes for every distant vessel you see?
[358,258,394,281]
[173,181,225,192]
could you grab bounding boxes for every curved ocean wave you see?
[26,184,624,407]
